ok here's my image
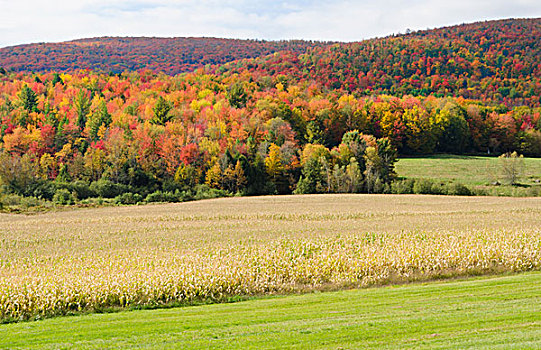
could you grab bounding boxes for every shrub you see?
[412,179,435,194]
[19,196,44,208]
[90,179,129,198]
[55,181,96,200]
[444,182,471,196]
[430,182,445,195]
[53,189,75,205]
[145,190,183,203]
[114,192,143,205]
[193,184,230,200]
[471,187,488,196]
[526,186,541,197]
[32,180,57,200]
[390,179,414,194]
[2,194,23,207]
[70,181,95,200]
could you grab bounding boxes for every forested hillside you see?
[221,18,541,107]
[0,68,539,204]
[0,37,325,75]
[0,19,540,206]
[2,19,540,107]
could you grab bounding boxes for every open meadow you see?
[1,194,540,323]
[395,155,541,194]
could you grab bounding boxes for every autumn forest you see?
[0,18,540,206]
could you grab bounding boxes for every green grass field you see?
[2,272,540,349]
[395,154,541,187]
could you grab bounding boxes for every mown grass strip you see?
[1,272,539,349]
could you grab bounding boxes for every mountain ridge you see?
[218,17,540,106]
[0,18,539,107]
[0,37,328,75]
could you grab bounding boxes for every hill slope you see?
[0,37,325,75]
[1,19,539,106]
[222,18,541,106]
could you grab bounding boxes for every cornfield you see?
[1,194,540,322]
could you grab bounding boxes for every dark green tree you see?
[376,137,398,183]
[228,82,247,109]
[19,85,38,113]
[294,157,325,194]
[341,130,367,172]
[52,73,63,86]
[89,100,112,140]
[75,90,91,131]
[151,96,173,125]
[56,164,72,183]
[437,108,470,153]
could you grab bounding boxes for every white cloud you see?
[0,0,540,47]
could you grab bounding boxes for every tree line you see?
[0,66,539,205]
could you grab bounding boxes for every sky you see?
[1,0,540,48]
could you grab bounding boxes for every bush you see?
[161,180,184,193]
[55,181,96,200]
[114,192,143,205]
[145,190,183,203]
[390,179,414,194]
[53,189,75,205]
[70,181,95,200]
[32,180,57,200]
[90,179,129,198]
[526,186,541,197]
[412,179,435,194]
[2,194,23,207]
[392,179,473,196]
[444,182,471,196]
[19,196,44,209]
[193,184,230,200]
[471,187,488,196]
[430,182,445,195]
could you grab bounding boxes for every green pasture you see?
[395,154,541,187]
[2,272,540,349]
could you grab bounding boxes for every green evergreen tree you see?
[88,100,111,140]
[151,96,173,125]
[56,164,72,183]
[52,73,63,86]
[75,90,91,131]
[228,82,247,109]
[19,85,38,112]
[294,157,324,194]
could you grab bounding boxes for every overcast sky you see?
[1,0,540,48]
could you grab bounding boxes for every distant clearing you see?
[396,154,541,187]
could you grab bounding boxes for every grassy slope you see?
[395,155,541,186]
[1,272,540,349]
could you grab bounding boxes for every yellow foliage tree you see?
[265,143,284,180]
[205,162,222,189]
